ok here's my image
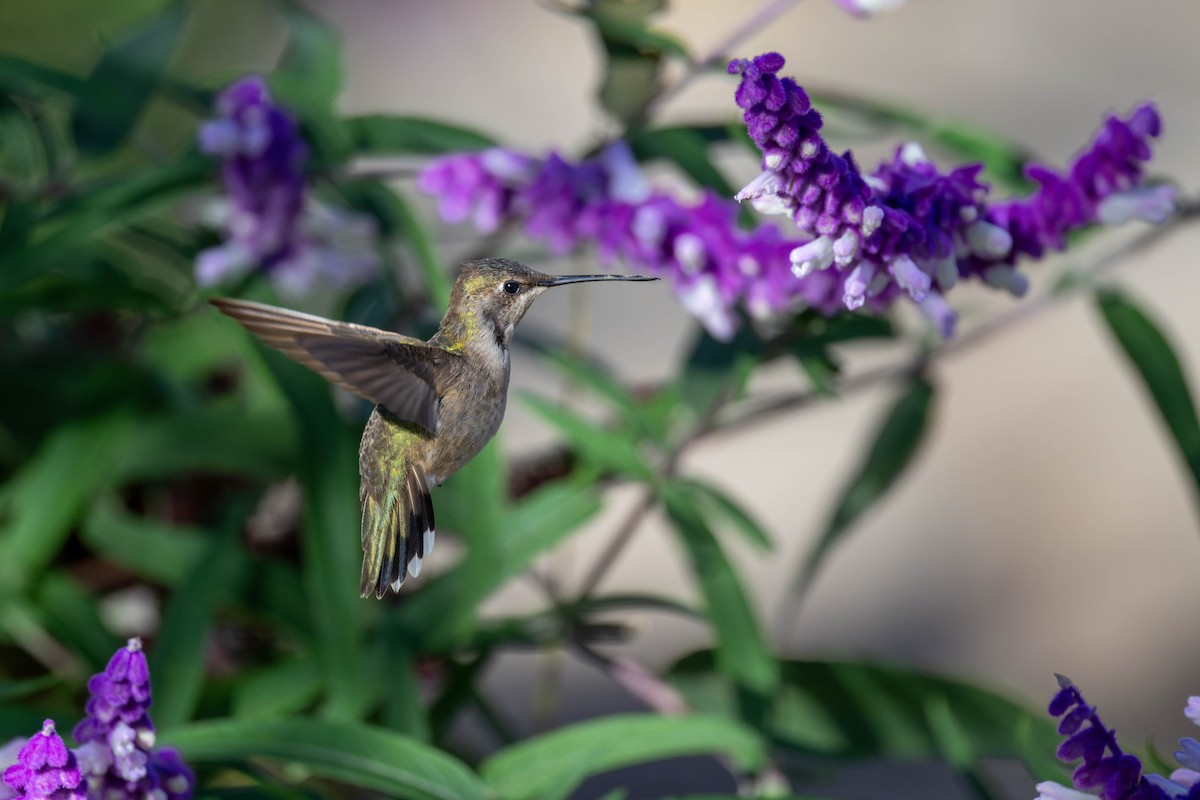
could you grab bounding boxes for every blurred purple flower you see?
[1,720,84,800]
[196,75,379,295]
[832,0,905,16]
[73,639,193,800]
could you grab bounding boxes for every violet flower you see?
[196,76,379,295]
[72,639,193,800]
[1041,675,1168,800]
[729,52,1173,335]
[418,55,1172,340]
[1,720,85,800]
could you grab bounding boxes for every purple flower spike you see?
[419,54,1170,340]
[2,720,85,800]
[196,75,380,296]
[1045,676,1168,800]
[75,639,194,800]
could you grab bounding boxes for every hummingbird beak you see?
[544,273,659,287]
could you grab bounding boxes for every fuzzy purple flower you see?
[196,75,379,295]
[73,639,193,800]
[418,54,1171,339]
[1,721,84,800]
[729,52,1174,335]
[1042,675,1168,800]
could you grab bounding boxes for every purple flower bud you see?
[74,640,195,800]
[2,721,84,800]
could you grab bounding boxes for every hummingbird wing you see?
[211,298,448,434]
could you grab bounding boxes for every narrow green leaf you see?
[152,504,251,729]
[627,127,736,198]
[587,12,689,59]
[1097,288,1200,509]
[35,572,120,670]
[598,54,660,128]
[81,499,209,587]
[164,718,487,800]
[0,54,86,97]
[499,480,604,575]
[522,394,654,480]
[523,342,654,434]
[70,3,187,156]
[346,114,495,155]
[113,406,297,482]
[260,352,365,721]
[232,658,323,719]
[275,3,342,111]
[662,486,778,693]
[804,379,935,584]
[669,652,1064,779]
[480,713,763,800]
[671,477,772,551]
[680,324,764,414]
[0,413,132,591]
[0,675,59,702]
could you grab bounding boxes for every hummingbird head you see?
[446,258,657,349]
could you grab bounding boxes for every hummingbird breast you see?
[425,345,510,485]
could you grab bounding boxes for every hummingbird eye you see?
[502,280,522,295]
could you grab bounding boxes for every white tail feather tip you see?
[408,554,423,578]
[425,529,436,556]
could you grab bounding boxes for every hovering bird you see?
[212,258,656,598]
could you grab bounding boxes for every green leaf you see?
[627,127,736,198]
[0,413,133,592]
[662,485,778,693]
[670,477,772,551]
[232,658,323,719]
[152,502,252,729]
[670,652,1064,779]
[164,718,487,800]
[35,572,120,670]
[804,378,935,585]
[522,394,654,480]
[346,114,495,155]
[80,499,210,587]
[480,713,764,800]
[598,54,659,129]
[275,2,342,112]
[523,342,665,442]
[113,406,297,482]
[499,479,604,575]
[0,675,60,703]
[1097,288,1200,511]
[0,54,86,97]
[70,3,188,156]
[259,351,365,721]
[680,323,764,415]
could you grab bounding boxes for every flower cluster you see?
[420,142,799,339]
[418,54,1172,339]
[1039,676,1200,800]
[70,639,193,800]
[730,52,1173,335]
[197,76,379,296]
[2,721,84,800]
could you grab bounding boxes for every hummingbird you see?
[212,258,656,598]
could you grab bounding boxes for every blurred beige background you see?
[302,0,1200,758]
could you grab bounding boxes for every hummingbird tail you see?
[359,451,436,599]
